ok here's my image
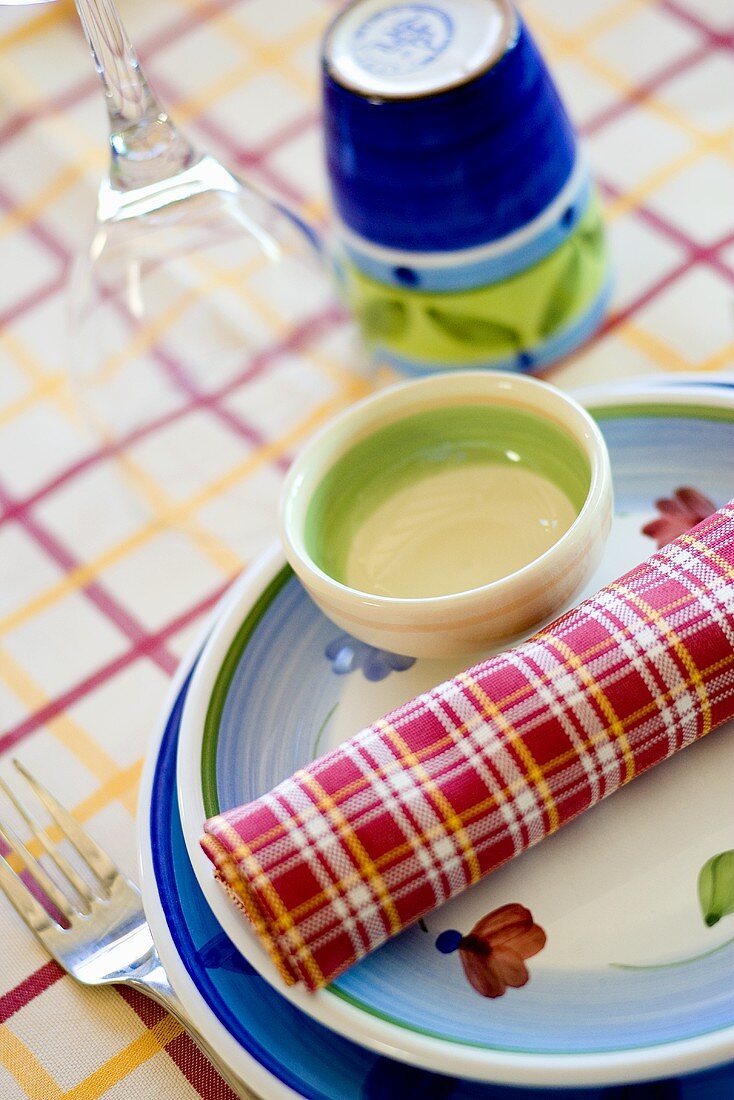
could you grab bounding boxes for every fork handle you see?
[126,965,260,1099]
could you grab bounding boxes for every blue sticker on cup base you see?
[353,5,454,77]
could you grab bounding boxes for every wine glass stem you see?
[74,0,198,191]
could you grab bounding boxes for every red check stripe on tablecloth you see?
[0,962,65,1026]
[2,0,734,1095]
[117,988,240,1100]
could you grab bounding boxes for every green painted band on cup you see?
[304,403,591,587]
[343,192,608,369]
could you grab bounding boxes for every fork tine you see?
[0,776,94,912]
[0,818,75,920]
[13,760,118,893]
[0,849,58,936]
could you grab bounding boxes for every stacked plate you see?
[139,382,734,1099]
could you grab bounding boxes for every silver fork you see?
[0,759,258,1099]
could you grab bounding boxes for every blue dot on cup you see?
[394,266,419,286]
[561,205,576,230]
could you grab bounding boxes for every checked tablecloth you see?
[1,0,734,1097]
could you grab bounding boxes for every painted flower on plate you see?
[325,633,415,682]
[435,903,547,999]
[641,487,716,549]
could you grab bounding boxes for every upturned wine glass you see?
[63,0,356,465]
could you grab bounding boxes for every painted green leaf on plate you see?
[360,299,408,339]
[425,307,521,352]
[698,849,734,927]
[537,245,582,340]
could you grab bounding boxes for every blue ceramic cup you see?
[322,0,610,377]
[322,0,578,252]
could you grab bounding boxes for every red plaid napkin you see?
[201,502,734,991]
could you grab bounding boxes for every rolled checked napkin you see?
[202,501,734,991]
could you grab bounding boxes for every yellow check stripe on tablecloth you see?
[1,1026,65,1100]
[1,1005,188,1099]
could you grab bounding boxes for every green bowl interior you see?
[304,403,592,592]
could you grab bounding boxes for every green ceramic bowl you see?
[280,371,612,658]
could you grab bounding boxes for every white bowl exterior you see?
[302,502,612,657]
